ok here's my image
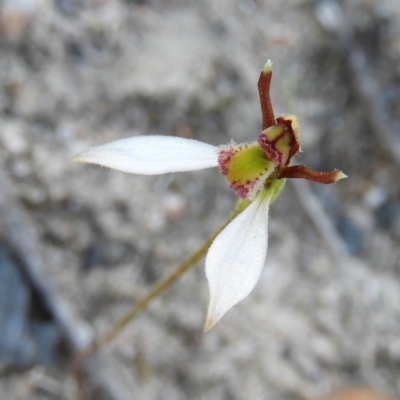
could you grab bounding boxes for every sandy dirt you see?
[1,0,400,399]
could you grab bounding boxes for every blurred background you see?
[1,0,400,399]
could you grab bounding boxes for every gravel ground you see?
[1,0,400,399]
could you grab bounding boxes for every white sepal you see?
[73,135,219,174]
[204,191,271,331]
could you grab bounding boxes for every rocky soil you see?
[1,0,400,399]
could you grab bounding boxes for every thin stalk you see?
[72,202,247,398]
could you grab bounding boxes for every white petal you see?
[73,135,219,174]
[204,192,271,331]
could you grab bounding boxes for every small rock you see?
[162,193,186,219]
[0,12,29,42]
[315,0,343,33]
[363,185,387,210]
[312,335,339,366]
[0,122,29,156]
[20,186,47,207]
[10,159,32,179]
[0,244,62,369]
[0,244,37,368]
[317,388,398,400]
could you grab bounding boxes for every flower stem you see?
[71,201,248,394]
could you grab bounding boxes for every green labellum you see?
[218,141,276,200]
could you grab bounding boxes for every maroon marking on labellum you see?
[235,185,249,199]
[218,149,235,176]
[233,179,259,199]
[258,131,282,166]
[265,181,273,189]
[279,165,341,184]
[258,69,275,130]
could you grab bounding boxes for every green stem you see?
[72,201,247,368]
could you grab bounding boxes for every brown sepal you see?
[279,165,343,184]
[258,69,275,130]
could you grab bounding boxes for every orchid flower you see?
[74,61,346,331]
